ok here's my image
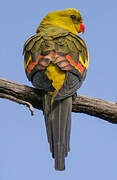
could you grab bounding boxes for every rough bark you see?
[0,78,117,123]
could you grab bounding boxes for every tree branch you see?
[0,78,117,123]
[0,92,34,115]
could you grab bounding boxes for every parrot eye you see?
[70,15,82,22]
[70,15,77,20]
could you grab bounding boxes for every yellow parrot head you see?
[36,8,85,35]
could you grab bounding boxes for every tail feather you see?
[43,94,72,170]
[42,94,54,154]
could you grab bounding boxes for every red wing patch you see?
[27,54,50,73]
[54,54,73,70]
[66,55,84,73]
[26,51,85,74]
[27,56,42,73]
[54,56,66,63]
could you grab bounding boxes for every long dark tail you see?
[42,94,72,170]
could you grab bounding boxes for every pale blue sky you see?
[0,0,117,179]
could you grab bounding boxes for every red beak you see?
[78,23,85,34]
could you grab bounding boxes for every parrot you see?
[23,8,89,171]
